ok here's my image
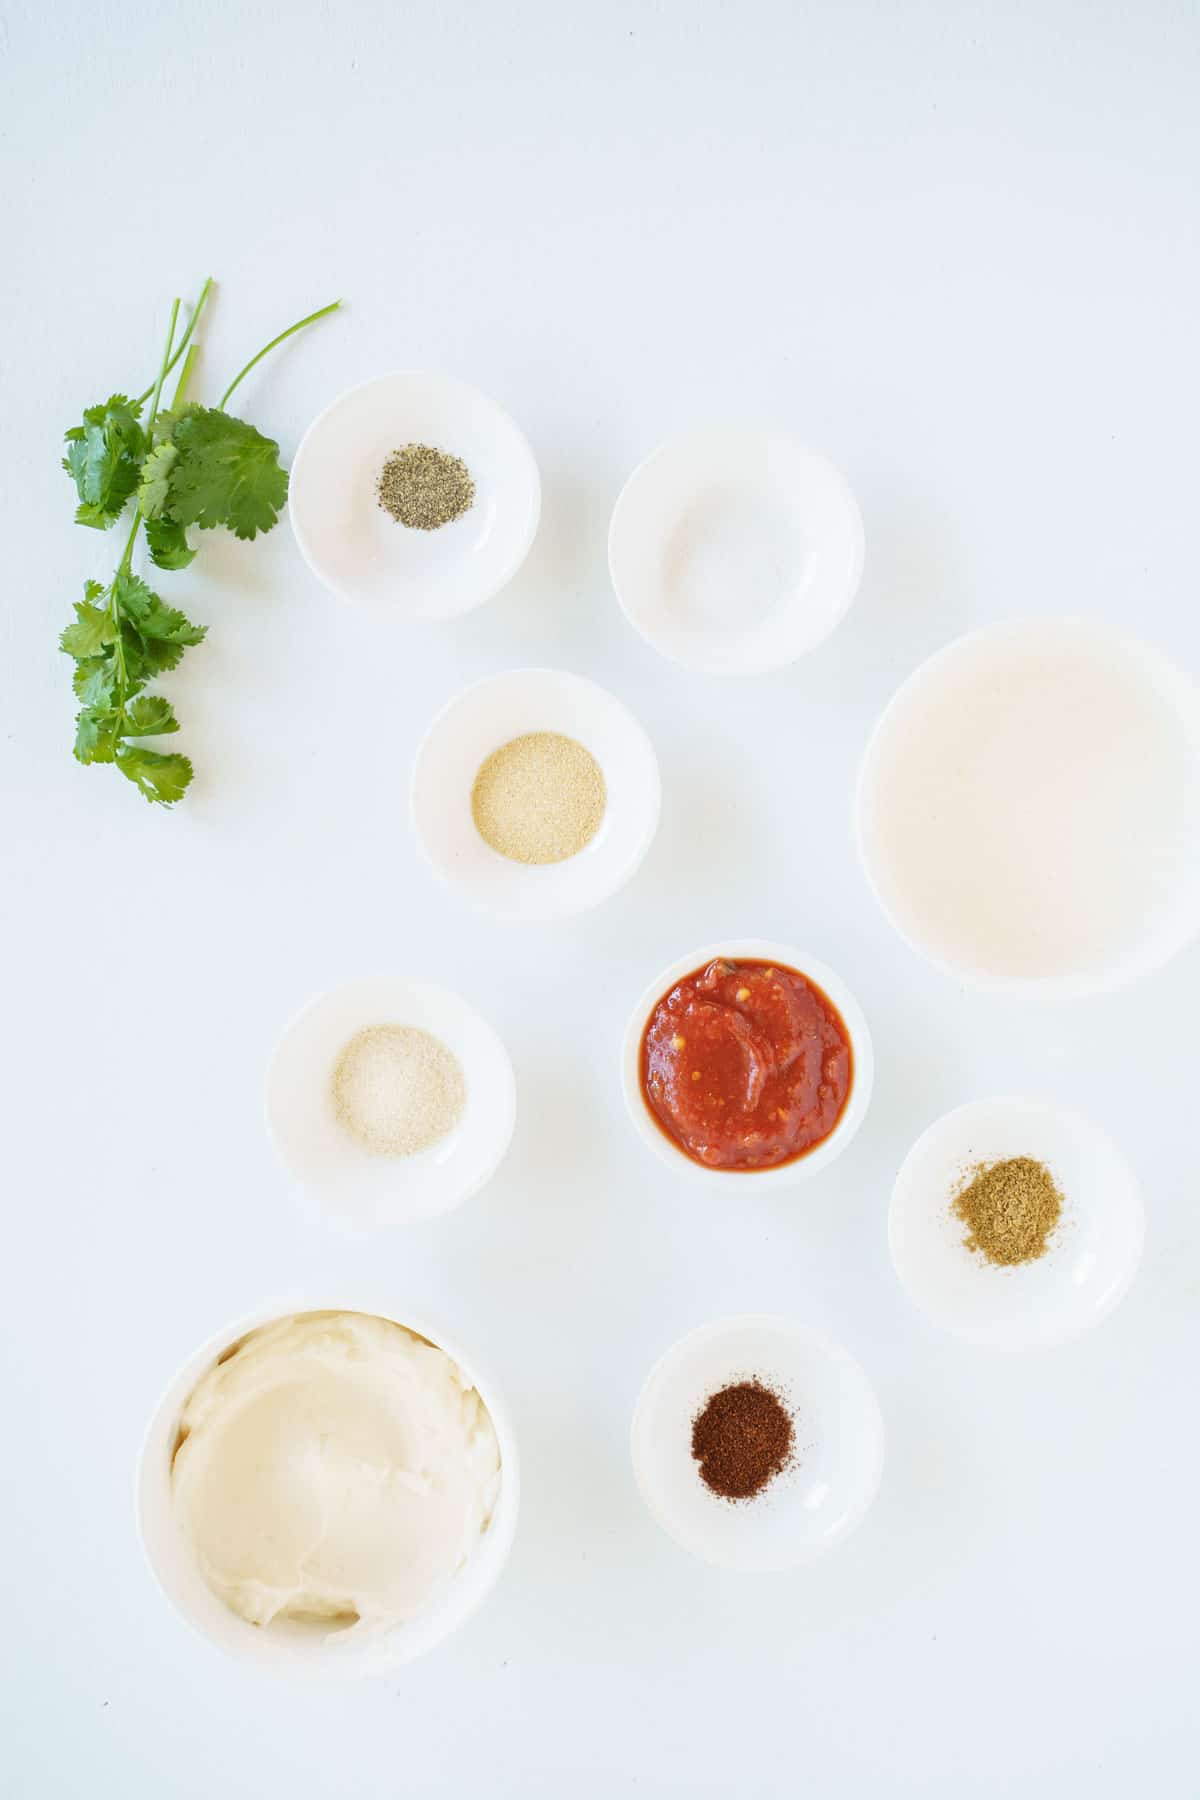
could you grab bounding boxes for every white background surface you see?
[3,1,1198,1793]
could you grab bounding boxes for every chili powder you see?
[691,1379,794,1501]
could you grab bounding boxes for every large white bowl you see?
[137,1296,520,1674]
[266,977,516,1226]
[608,428,864,674]
[620,940,873,1189]
[857,618,1200,996]
[631,1316,884,1570]
[411,667,661,921]
[889,1098,1144,1351]
[289,372,540,616]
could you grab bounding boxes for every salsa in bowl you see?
[621,941,873,1186]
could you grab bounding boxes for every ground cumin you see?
[952,1155,1063,1266]
[691,1379,794,1502]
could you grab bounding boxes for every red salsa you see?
[640,958,853,1172]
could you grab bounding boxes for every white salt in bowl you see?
[289,372,540,616]
[619,940,874,1189]
[857,618,1200,996]
[266,977,515,1225]
[631,1316,884,1570]
[608,428,864,674]
[411,667,661,921]
[137,1293,520,1674]
[889,1098,1144,1351]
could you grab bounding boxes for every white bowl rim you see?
[629,1312,886,1569]
[619,938,874,1187]
[607,425,866,675]
[409,665,663,922]
[856,614,1200,999]
[264,974,517,1225]
[887,1095,1146,1351]
[289,368,541,613]
[136,1291,521,1675]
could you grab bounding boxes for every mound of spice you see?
[471,731,606,865]
[691,1379,794,1502]
[376,443,475,530]
[952,1155,1063,1266]
[331,1024,466,1158]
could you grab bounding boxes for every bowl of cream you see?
[137,1302,519,1672]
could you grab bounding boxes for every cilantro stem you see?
[218,300,342,410]
[112,297,181,729]
[171,343,199,410]
[134,278,212,408]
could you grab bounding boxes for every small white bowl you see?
[889,1098,1144,1351]
[137,1296,520,1674]
[289,373,540,617]
[631,1316,884,1570]
[620,940,873,1188]
[266,977,515,1225]
[857,618,1200,996]
[411,668,661,921]
[608,428,864,674]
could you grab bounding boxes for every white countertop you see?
[4,1,1198,1793]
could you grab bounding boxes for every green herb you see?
[61,281,340,806]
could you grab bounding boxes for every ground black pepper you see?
[691,1379,794,1501]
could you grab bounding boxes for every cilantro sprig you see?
[61,281,339,806]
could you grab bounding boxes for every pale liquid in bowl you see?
[862,628,1200,983]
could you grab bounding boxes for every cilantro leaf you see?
[63,395,145,527]
[59,581,115,657]
[144,516,195,570]
[137,441,178,519]
[116,745,194,806]
[163,405,288,539]
[74,707,122,764]
[72,654,127,710]
[123,695,179,736]
[114,572,206,675]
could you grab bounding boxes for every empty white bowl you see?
[289,373,540,616]
[608,428,864,674]
[631,1316,884,1570]
[620,940,873,1188]
[137,1295,520,1673]
[266,977,515,1225]
[411,667,661,921]
[858,618,1200,996]
[889,1098,1144,1351]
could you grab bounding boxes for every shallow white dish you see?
[857,617,1200,996]
[137,1294,519,1674]
[289,372,540,616]
[608,428,864,674]
[631,1316,884,1570]
[619,939,873,1188]
[266,976,515,1225]
[889,1098,1144,1351]
[411,667,661,921]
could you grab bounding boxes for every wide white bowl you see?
[889,1098,1144,1351]
[137,1295,520,1674]
[857,618,1200,996]
[289,372,540,616]
[411,667,661,921]
[631,1316,884,1570]
[620,940,873,1188]
[608,428,864,674]
[266,977,515,1225]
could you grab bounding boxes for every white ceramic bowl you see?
[857,618,1200,996]
[889,1098,1144,1351]
[631,1316,884,1570]
[608,428,864,674]
[266,977,515,1225]
[289,373,540,616]
[620,940,873,1188]
[411,667,661,921]
[137,1295,520,1674]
